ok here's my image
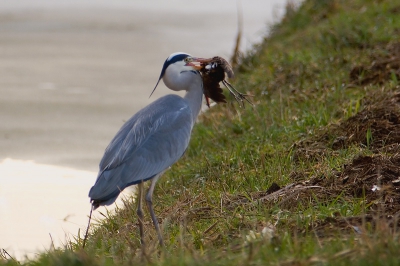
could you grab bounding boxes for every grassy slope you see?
[3,0,400,265]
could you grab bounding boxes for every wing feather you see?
[89,95,193,203]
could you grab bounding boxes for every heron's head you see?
[150,52,206,96]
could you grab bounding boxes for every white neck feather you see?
[163,66,203,125]
[183,79,203,124]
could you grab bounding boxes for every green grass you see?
[2,0,400,265]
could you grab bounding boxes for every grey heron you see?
[85,52,208,248]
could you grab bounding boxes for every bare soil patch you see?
[293,90,400,162]
[350,42,400,85]
[331,91,400,150]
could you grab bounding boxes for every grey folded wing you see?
[89,95,194,204]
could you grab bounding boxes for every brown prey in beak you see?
[193,56,252,108]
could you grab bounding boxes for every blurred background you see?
[0,0,290,260]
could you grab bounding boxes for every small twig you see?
[82,206,93,249]
[277,186,324,207]
[230,0,243,69]
[332,249,356,260]
[256,183,295,202]
[256,184,323,203]
[1,248,17,262]
[49,233,55,250]
[203,221,219,235]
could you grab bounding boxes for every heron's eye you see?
[184,57,192,63]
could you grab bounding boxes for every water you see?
[0,0,289,260]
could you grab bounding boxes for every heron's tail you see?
[89,186,120,210]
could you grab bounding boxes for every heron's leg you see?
[137,182,145,246]
[145,174,164,247]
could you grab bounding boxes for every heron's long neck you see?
[184,81,203,124]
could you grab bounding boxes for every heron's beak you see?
[185,57,208,70]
